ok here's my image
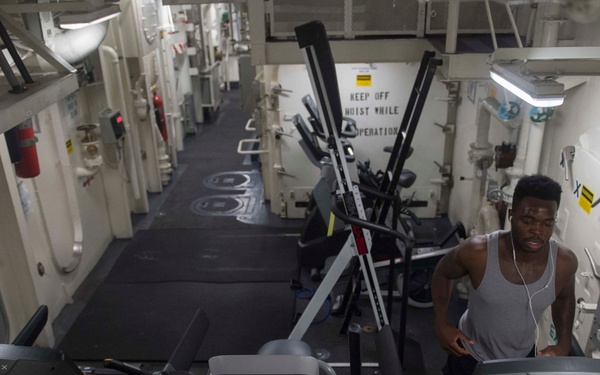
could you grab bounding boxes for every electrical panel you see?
[99,108,125,143]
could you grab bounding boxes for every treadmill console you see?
[0,344,83,374]
[474,356,600,374]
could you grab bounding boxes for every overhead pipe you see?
[484,0,498,50]
[526,2,562,176]
[445,0,460,54]
[502,3,562,205]
[31,109,84,273]
[468,97,519,231]
[525,2,538,47]
[505,3,523,48]
[52,22,110,64]
[476,197,501,235]
[75,166,100,177]
[99,45,142,200]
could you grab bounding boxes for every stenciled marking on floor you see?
[190,194,259,216]
[203,171,261,190]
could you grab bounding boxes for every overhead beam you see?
[260,39,437,65]
[0,1,109,13]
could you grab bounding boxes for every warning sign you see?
[356,75,371,87]
[66,139,73,154]
[579,184,594,214]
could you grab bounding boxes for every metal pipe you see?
[469,97,519,230]
[33,109,84,273]
[445,0,460,54]
[525,3,537,47]
[100,46,142,200]
[53,22,109,64]
[348,323,362,375]
[505,3,523,48]
[524,111,544,175]
[484,0,498,50]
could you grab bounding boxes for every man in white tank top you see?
[432,175,578,375]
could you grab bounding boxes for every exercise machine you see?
[0,304,209,375]
[289,20,408,375]
[293,108,419,281]
[473,357,600,375]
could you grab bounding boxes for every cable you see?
[295,287,331,324]
[510,233,555,356]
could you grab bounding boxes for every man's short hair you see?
[513,174,562,209]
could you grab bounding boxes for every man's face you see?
[510,196,558,254]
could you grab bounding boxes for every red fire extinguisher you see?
[15,119,40,178]
[153,91,168,141]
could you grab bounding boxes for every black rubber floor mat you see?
[57,282,296,361]
[106,228,300,283]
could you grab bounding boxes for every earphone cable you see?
[510,233,555,357]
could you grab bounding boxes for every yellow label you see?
[489,83,497,99]
[579,184,593,214]
[66,139,73,154]
[356,75,371,87]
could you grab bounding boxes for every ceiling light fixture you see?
[490,63,565,108]
[59,4,121,30]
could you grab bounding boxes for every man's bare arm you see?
[432,245,472,356]
[539,248,578,356]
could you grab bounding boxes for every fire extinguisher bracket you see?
[19,137,38,148]
[15,119,40,178]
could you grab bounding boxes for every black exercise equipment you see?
[290,20,407,375]
[0,306,82,374]
[0,304,209,375]
[11,305,48,347]
[331,50,441,367]
[293,114,355,166]
[103,308,209,375]
[293,113,358,280]
[0,344,83,375]
[293,110,419,280]
[302,94,358,140]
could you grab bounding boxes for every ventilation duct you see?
[52,21,110,64]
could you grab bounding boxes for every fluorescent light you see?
[59,5,121,30]
[490,64,565,108]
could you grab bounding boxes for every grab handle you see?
[237,138,268,155]
[245,118,256,132]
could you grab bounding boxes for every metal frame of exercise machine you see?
[290,21,445,370]
[335,50,442,364]
[289,19,394,341]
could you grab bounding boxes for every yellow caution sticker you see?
[489,83,497,99]
[356,74,371,87]
[66,139,73,154]
[579,184,594,214]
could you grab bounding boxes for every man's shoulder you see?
[554,242,578,274]
[457,233,490,256]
